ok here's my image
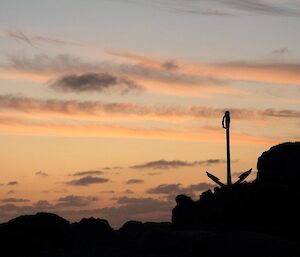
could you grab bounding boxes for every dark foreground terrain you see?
[0,142,299,257]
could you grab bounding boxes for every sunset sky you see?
[0,0,300,227]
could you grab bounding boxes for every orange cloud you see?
[1,95,299,121]
[0,114,281,146]
[107,50,163,69]
[192,62,300,86]
[107,51,300,86]
[2,52,300,100]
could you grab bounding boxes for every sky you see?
[0,0,299,227]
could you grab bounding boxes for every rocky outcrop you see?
[172,142,300,239]
[0,213,71,255]
[71,217,116,247]
[257,142,300,184]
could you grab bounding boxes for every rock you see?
[172,142,300,239]
[172,195,197,227]
[257,142,300,184]
[0,212,71,255]
[71,217,116,246]
[8,212,69,226]
[119,220,144,238]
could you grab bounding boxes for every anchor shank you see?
[226,120,231,185]
[223,111,232,186]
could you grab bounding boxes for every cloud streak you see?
[1,95,299,121]
[3,52,300,97]
[130,159,226,170]
[71,170,104,177]
[0,53,229,92]
[35,171,48,177]
[56,195,98,207]
[65,176,109,186]
[108,51,300,87]
[7,181,18,186]
[209,0,300,16]
[147,182,213,199]
[128,0,300,17]
[0,94,292,145]
[2,29,80,47]
[1,198,30,203]
[272,47,289,55]
[0,113,285,145]
[126,179,144,184]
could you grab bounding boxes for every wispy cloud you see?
[0,53,229,93]
[2,29,80,47]
[2,54,93,75]
[272,47,289,55]
[1,198,30,203]
[7,181,18,186]
[4,51,300,99]
[0,94,291,145]
[126,179,144,184]
[209,0,300,16]
[108,51,300,87]
[107,51,228,88]
[147,182,213,199]
[126,0,300,17]
[65,176,109,186]
[102,166,124,170]
[0,96,292,144]
[1,95,299,121]
[0,113,286,145]
[147,183,182,194]
[35,171,48,177]
[147,172,161,176]
[148,182,213,194]
[71,170,104,177]
[130,159,226,170]
[123,189,134,194]
[56,195,98,207]
[211,61,300,86]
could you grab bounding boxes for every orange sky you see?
[0,0,299,227]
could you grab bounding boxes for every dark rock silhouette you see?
[0,213,71,256]
[71,217,116,247]
[173,142,300,238]
[0,142,299,256]
[257,142,300,184]
[118,220,144,239]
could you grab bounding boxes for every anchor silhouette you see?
[206,111,252,187]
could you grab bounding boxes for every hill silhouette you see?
[0,142,299,256]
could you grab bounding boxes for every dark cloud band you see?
[1,95,299,121]
[65,176,109,186]
[130,159,226,170]
[49,72,143,94]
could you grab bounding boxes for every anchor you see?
[206,111,252,187]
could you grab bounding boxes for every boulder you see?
[257,142,300,184]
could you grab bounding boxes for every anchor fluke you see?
[206,172,226,187]
[234,169,252,185]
